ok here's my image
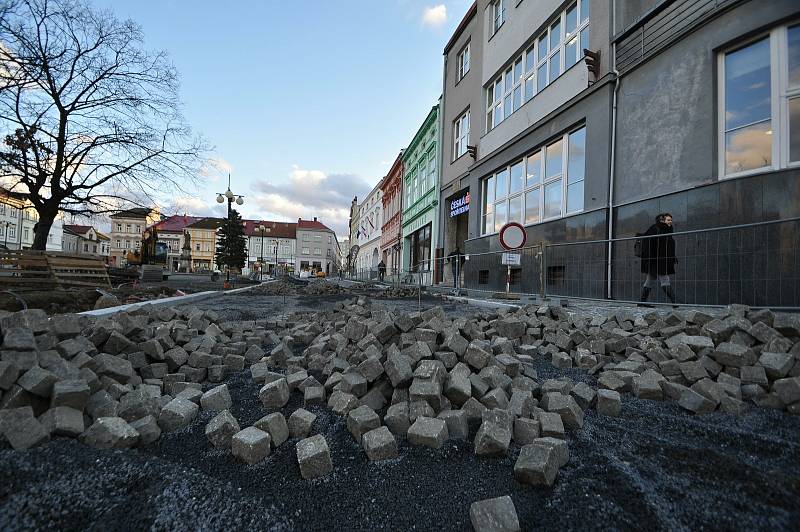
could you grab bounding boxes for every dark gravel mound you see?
[2,360,799,531]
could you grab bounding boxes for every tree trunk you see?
[31,206,58,250]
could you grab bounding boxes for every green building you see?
[401,103,440,283]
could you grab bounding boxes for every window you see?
[491,0,506,35]
[0,204,5,215]
[328,236,332,244]
[486,2,589,132]
[457,42,471,80]
[23,228,29,240]
[314,247,321,255]
[303,233,310,241]
[302,247,310,255]
[83,243,88,252]
[314,235,321,241]
[116,224,122,232]
[454,110,470,160]
[126,224,131,233]
[93,245,97,253]
[480,126,586,235]
[135,224,140,233]
[719,25,800,177]
[116,239,121,248]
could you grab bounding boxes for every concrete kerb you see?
[80,281,275,318]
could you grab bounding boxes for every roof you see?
[63,224,93,236]
[298,218,334,233]
[154,215,202,233]
[243,220,297,238]
[186,217,225,230]
[95,231,110,241]
[444,1,477,54]
[110,207,152,219]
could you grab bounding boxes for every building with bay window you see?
[402,103,441,283]
[438,0,800,305]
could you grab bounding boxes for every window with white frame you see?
[314,247,321,255]
[491,0,506,35]
[116,223,122,231]
[0,204,5,215]
[427,150,436,191]
[486,1,589,132]
[302,247,310,255]
[719,23,800,177]
[481,126,586,235]
[457,42,471,81]
[454,110,470,160]
[23,228,28,240]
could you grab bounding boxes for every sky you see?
[95,0,473,238]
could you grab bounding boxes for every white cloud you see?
[422,4,447,27]
[250,166,373,238]
[199,157,234,182]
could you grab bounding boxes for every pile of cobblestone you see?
[371,286,426,299]
[0,305,276,451]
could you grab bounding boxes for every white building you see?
[295,217,340,275]
[244,220,297,275]
[355,178,384,275]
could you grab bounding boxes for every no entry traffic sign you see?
[499,222,526,250]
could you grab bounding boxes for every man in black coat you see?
[640,213,677,303]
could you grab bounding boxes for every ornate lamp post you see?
[216,174,243,284]
[257,224,266,281]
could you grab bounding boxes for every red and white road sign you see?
[499,222,527,250]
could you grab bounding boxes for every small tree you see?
[0,0,205,249]
[215,209,247,272]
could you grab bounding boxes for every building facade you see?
[109,208,159,266]
[0,189,25,250]
[402,103,441,282]
[244,220,297,274]
[356,178,384,275]
[152,215,201,271]
[347,197,360,272]
[62,225,110,260]
[295,217,339,275]
[185,218,224,271]
[380,152,404,275]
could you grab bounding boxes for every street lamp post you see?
[216,173,244,285]
[257,224,266,281]
[274,238,279,277]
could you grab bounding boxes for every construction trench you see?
[0,280,798,531]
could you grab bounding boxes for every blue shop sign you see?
[449,192,470,218]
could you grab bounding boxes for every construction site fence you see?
[340,217,800,309]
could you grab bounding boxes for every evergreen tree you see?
[215,209,247,271]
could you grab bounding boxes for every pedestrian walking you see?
[639,213,677,304]
[447,247,465,288]
[377,260,386,282]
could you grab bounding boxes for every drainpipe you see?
[606,27,621,299]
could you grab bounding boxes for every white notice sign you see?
[501,252,521,266]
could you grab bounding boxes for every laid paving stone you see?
[596,389,621,417]
[200,384,232,412]
[232,426,271,464]
[407,416,449,449]
[514,443,559,486]
[346,405,380,443]
[81,417,138,449]
[296,434,333,479]
[129,415,161,445]
[158,397,199,432]
[362,426,399,461]
[254,412,289,447]
[469,495,521,532]
[259,378,290,411]
[288,408,317,439]
[206,410,240,448]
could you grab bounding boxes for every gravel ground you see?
[1,292,799,531]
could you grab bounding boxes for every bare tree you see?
[0,0,206,249]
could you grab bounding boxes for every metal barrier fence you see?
[340,218,800,308]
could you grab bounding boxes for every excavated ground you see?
[0,292,798,531]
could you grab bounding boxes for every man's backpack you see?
[634,233,644,258]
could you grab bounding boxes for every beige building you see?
[185,217,224,271]
[109,208,159,266]
[62,225,110,260]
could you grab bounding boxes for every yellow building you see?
[185,217,224,271]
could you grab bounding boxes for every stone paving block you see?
[259,378,290,411]
[254,412,289,447]
[0,360,20,390]
[17,366,58,398]
[532,436,569,468]
[296,434,333,479]
[304,386,325,407]
[288,408,317,439]
[384,355,413,388]
[206,410,240,449]
[347,405,380,443]
[175,387,203,405]
[513,417,540,445]
[514,444,558,486]
[474,413,512,456]
[384,402,411,436]
[158,397,199,432]
[407,416,449,449]
[465,344,492,370]
[40,406,84,437]
[569,382,596,410]
[758,352,794,380]
[362,426,398,461]
[81,417,138,449]
[328,391,359,415]
[596,389,621,417]
[469,496,520,532]
[544,393,584,430]
[677,388,717,414]
[437,409,468,440]
[773,377,800,405]
[461,396,488,422]
[201,384,232,412]
[130,415,161,445]
[232,426,271,464]
[3,327,37,351]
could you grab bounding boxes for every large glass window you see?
[720,25,800,176]
[480,127,586,235]
[486,2,589,132]
[491,0,506,35]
